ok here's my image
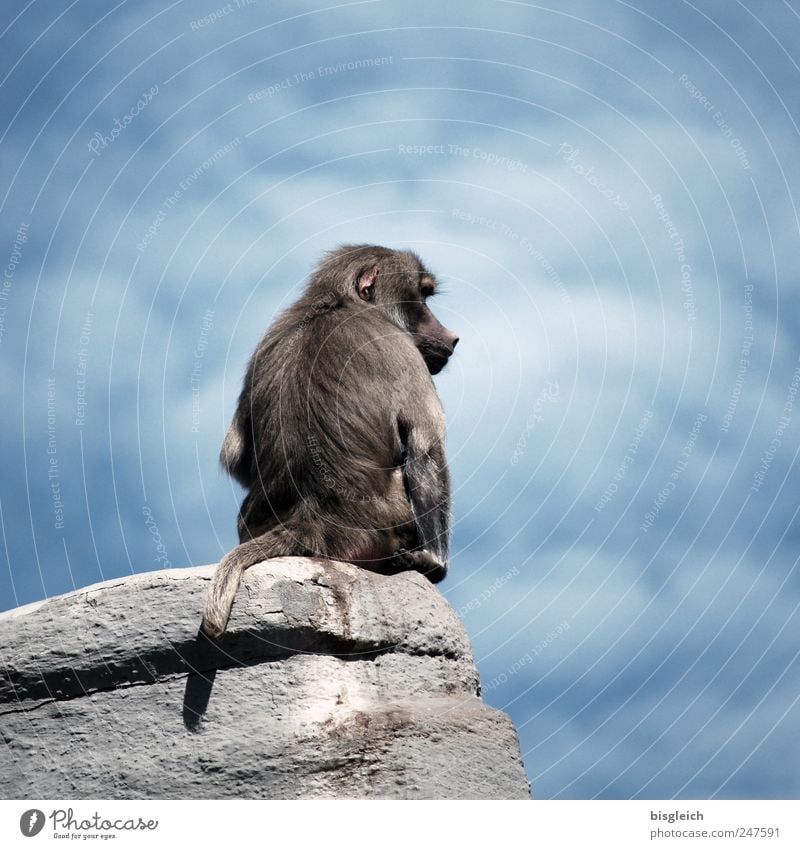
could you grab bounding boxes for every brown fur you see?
[202,245,457,637]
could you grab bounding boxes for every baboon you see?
[201,245,458,638]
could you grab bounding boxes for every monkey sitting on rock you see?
[202,245,459,638]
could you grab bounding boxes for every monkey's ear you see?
[357,265,379,301]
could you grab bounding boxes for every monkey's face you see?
[405,269,459,375]
[412,299,459,374]
[355,251,459,375]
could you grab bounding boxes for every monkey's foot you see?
[391,548,447,584]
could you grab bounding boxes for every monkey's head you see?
[318,244,459,375]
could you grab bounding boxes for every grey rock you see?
[0,559,530,799]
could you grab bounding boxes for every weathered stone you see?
[0,559,530,799]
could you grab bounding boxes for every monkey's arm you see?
[400,419,451,575]
[219,381,257,487]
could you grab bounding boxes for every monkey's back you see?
[244,297,437,525]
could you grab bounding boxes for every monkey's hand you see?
[391,548,447,583]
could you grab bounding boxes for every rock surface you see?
[0,559,530,799]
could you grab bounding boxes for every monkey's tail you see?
[201,531,300,638]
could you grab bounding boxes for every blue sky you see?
[1,0,799,799]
